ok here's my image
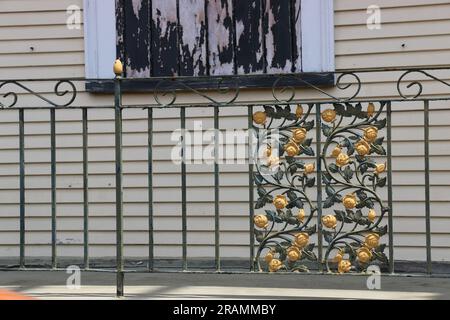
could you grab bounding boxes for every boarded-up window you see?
[116,0,304,78]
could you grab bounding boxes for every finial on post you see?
[113,59,123,77]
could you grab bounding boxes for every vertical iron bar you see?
[214,106,220,271]
[181,107,187,271]
[82,108,89,269]
[248,106,255,271]
[50,109,57,269]
[315,104,323,273]
[424,100,432,274]
[386,101,394,274]
[115,77,124,296]
[148,108,154,271]
[19,109,25,268]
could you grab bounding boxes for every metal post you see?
[19,109,25,268]
[82,108,89,269]
[424,100,432,274]
[50,108,57,269]
[315,104,324,272]
[114,76,124,296]
[214,106,220,271]
[248,106,255,271]
[386,101,394,274]
[181,108,187,271]
[148,108,154,271]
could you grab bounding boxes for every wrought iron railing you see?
[1,66,450,296]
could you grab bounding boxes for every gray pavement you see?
[1,271,450,300]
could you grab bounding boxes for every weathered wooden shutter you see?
[114,0,330,88]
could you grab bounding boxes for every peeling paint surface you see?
[152,0,179,76]
[131,0,143,18]
[179,0,207,76]
[207,0,234,75]
[235,0,264,74]
[265,0,292,73]
[116,0,303,79]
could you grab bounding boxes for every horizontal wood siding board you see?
[151,0,179,76]
[85,72,335,93]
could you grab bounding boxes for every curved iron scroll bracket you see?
[0,80,77,108]
[272,72,361,103]
[153,78,240,107]
[397,69,450,99]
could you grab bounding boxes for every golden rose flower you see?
[338,260,352,273]
[273,195,288,210]
[254,215,269,229]
[336,153,350,167]
[294,232,309,248]
[375,163,386,174]
[267,156,280,168]
[265,251,274,263]
[268,259,283,272]
[295,104,304,119]
[253,111,267,125]
[296,209,306,222]
[355,139,371,156]
[331,146,342,158]
[334,251,344,263]
[284,141,300,157]
[321,109,336,123]
[367,102,375,117]
[357,247,372,264]
[364,233,380,249]
[363,126,378,143]
[342,193,357,209]
[322,214,337,229]
[292,128,307,143]
[287,246,302,262]
[304,163,315,175]
[368,209,377,222]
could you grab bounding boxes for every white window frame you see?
[84,0,334,79]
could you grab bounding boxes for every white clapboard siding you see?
[0,0,449,264]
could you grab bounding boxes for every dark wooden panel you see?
[207,0,235,75]
[123,0,151,77]
[151,0,179,76]
[86,73,335,93]
[234,0,265,74]
[178,0,207,76]
[264,0,293,73]
[293,0,302,72]
[116,0,126,64]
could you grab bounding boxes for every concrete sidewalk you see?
[1,271,449,300]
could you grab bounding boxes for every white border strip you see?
[84,0,116,79]
[301,0,335,72]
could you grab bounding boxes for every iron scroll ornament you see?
[320,101,389,273]
[251,102,389,273]
[252,104,319,273]
[0,80,77,108]
[396,69,450,99]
